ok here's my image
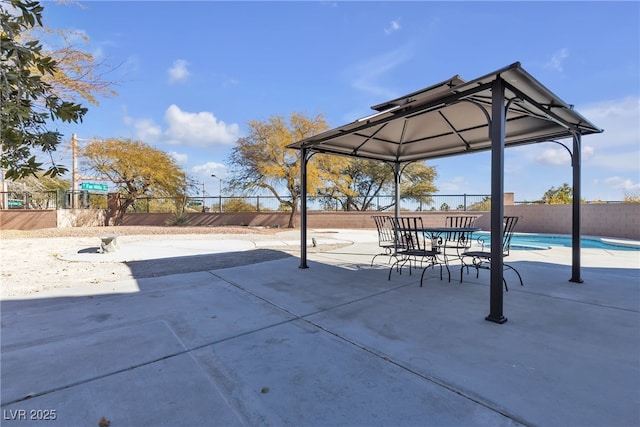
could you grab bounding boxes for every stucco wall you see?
[504,204,640,239]
[0,210,57,230]
[119,204,639,239]
[57,209,106,228]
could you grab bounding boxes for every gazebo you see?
[288,62,602,323]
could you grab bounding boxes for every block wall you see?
[1,204,639,240]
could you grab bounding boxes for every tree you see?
[1,0,88,179]
[542,183,573,204]
[468,196,491,211]
[81,138,189,225]
[398,162,438,208]
[227,112,330,228]
[7,171,68,192]
[623,191,640,203]
[27,15,118,106]
[6,171,68,208]
[317,159,438,211]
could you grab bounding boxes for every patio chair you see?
[459,216,524,291]
[388,216,442,286]
[371,215,400,266]
[439,215,479,281]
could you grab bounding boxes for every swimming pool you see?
[473,232,640,251]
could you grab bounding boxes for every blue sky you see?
[44,1,639,202]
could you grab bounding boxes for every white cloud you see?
[529,97,639,174]
[168,151,188,165]
[586,149,640,172]
[222,77,239,87]
[384,19,401,35]
[168,59,190,83]
[121,55,141,77]
[604,176,640,193]
[544,48,569,72]
[347,43,415,99]
[192,162,227,178]
[582,145,595,162]
[163,104,240,147]
[578,96,640,172]
[192,162,229,194]
[579,96,639,149]
[123,113,162,142]
[123,105,240,147]
[535,147,572,166]
[437,176,468,192]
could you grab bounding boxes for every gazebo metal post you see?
[570,133,583,283]
[486,77,508,324]
[393,162,401,254]
[394,163,401,221]
[299,147,309,269]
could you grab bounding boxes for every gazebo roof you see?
[288,62,602,163]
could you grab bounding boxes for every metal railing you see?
[0,191,108,210]
[127,194,492,213]
[3,191,628,212]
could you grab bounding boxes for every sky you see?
[43,0,639,202]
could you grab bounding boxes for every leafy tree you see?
[318,159,437,211]
[468,196,491,211]
[6,171,68,192]
[542,183,573,204]
[228,112,330,228]
[31,26,118,106]
[223,197,259,213]
[623,191,640,203]
[80,138,189,225]
[1,0,88,179]
[399,162,438,207]
[6,171,68,208]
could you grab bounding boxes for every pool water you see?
[474,232,640,251]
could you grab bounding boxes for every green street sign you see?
[81,182,108,192]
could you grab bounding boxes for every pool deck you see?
[1,229,639,426]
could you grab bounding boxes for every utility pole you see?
[72,133,78,208]
[211,174,222,213]
[201,181,206,212]
[0,142,6,209]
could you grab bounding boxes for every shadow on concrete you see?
[78,246,101,254]
[124,248,292,279]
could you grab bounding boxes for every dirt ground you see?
[0,226,332,298]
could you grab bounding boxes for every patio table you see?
[415,227,481,282]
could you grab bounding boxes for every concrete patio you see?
[1,230,638,426]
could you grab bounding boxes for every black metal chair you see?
[438,215,479,282]
[459,216,524,291]
[388,216,442,286]
[371,215,399,266]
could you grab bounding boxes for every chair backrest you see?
[445,215,478,228]
[444,215,478,249]
[502,216,519,256]
[394,216,426,252]
[372,215,395,246]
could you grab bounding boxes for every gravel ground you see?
[0,226,340,298]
